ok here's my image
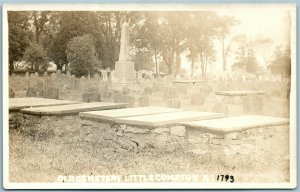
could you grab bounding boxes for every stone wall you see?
[20,114,82,140]
[79,118,289,166]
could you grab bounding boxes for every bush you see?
[66,34,98,78]
[23,43,49,72]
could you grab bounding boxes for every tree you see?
[186,12,219,78]
[23,43,49,72]
[134,12,162,75]
[133,51,154,71]
[215,15,239,71]
[253,35,273,67]
[269,45,291,77]
[48,11,98,70]
[8,11,32,72]
[31,11,51,44]
[66,34,98,77]
[232,38,260,74]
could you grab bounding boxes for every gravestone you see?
[25,72,29,79]
[40,87,59,99]
[102,70,108,81]
[122,87,131,95]
[82,92,101,103]
[66,71,71,77]
[191,92,205,106]
[138,95,149,107]
[56,70,61,76]
[9,88,15,98]
[94,73,100,80]
[80,107,182,122]
[144,87,152,95]
[26,87,37,97]
[51,73,57,79]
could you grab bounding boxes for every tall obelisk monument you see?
[114,21,136,83]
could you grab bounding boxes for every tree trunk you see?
[190,56,195,77]
[222,36,226,71]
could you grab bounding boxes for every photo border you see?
[1,2,297,189]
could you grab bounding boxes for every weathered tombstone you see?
[94,73,100,80]
[110,71,115,81]
[62,84,70,93]
[26,87,37,97]
[36,80,44,93]
[190,92,205,106]
[75,78,80,89]
[166,99,180,109]
[102,70,108,81]
[25,71,29,79]
[212,102,229,117]
[137,71,143,79]
[144,87,152,95]
[122,87,131,95]
[34,72,39,77]
[66,70,71,77]
[9,88,15,98]
[51,72,57,79]
[40,87,59,99]
[56,70,61,76]
[43,71,48,77]
[82,92,101,103]
[138,95,149,107]
[242,94,262,115]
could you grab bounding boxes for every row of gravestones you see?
[26,87,59,99]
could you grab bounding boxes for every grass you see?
[9,126,289,183]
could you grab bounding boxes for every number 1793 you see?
[216,175,234,183]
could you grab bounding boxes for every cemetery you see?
[8,10,292,184]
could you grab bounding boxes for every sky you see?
[180,5,293,76]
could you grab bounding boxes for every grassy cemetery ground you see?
[9,74,290,183]
[9,127,289,183]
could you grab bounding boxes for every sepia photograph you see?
[2,3,297,189]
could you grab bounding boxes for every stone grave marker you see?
[79,106,182,122]
[26,87,37,97]
[9,88,15,98]
[116,111,224,128]
[9,97,78,112]
[82,92,101,103]
[21,102,127,116]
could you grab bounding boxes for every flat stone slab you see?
[181,115,289,134]
[20,102,127,116]
[215,91,264,96]
[79,107,183,122]
[116,111,224,128]
[9,97,79,112]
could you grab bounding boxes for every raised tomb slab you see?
[15,102,127,139]
[79,107,182,123]
[9,97,79,112]
[79,109,224,150]
[9,97,79,129]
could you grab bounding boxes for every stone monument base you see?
[113,60,137,91]
[111,81,138,91]
[114,61,136,81]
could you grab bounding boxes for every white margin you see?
[2,3,297,189]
